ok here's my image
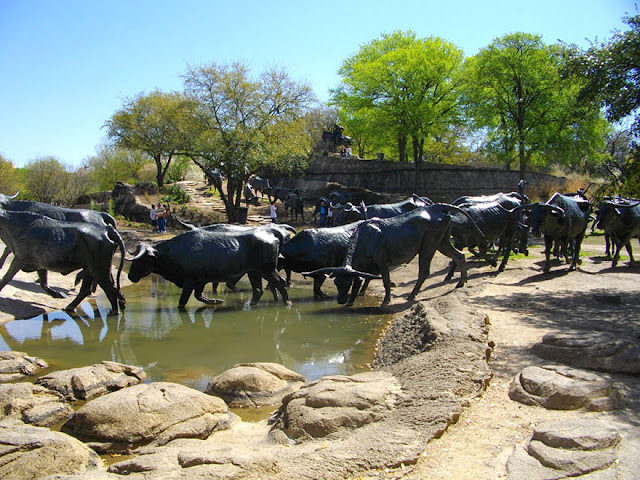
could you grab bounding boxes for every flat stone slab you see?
[270,371,402,442]
[0,382,73,427]
[509,365,621,411]
[62,382,238,453]
[532,331,640,374]
[35,360,147,401]
[205,362,305,408]
[506,418,622,479]
[0,351,48,383]
[0,419,104,480]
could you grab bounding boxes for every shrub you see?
[161,184,191,204]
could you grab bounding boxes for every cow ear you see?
[615,208,623,216]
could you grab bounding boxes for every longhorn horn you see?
[303,266,381,280]
[9,190,20,199]
[124,243,148,262]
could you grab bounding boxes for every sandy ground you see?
[1,221,639,479]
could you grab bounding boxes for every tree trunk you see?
[398,135,407,163]
[155,155,165,187]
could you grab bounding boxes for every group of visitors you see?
[149,203,168,233]
[340,145,352,157]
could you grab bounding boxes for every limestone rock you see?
[0,419,104,480]
[508,365,621,411]
[506,418,621,479]
[532,331,640,374]
[0,351,48,383]
[62,382,238,453]
[0,382,73,427]
[35,360,146,401]
[205,362,305,408]
[271,371,402,442]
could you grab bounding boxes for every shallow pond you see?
[0,275,390,391]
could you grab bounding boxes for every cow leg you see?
[64,274,95,313]
[543,235,553,272]
[612,235,633,267]
[285,268,292,288]
[345,277,362,307]
[358,278,371,296]
[625,242,635,265]
[37,270,67,298]
[194,283,224,305]
[444,260,456,281]
[436,240,467,288]
[313,275,328,299]
[604,234,611,258]
[263,271,289,305]
[178,284,195,309]
[380,270,393,306]
[569,233,585,271]
[0,258,24,293]
[498,235,514,272]
[0,247,10,269]
[93,268,125,314]
[247,272,264,305]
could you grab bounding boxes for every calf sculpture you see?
[0,209,126,314]
[126,227,289,308]
[306,204,467,307]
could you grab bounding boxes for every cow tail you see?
[440,203,488,245]
[108,226,125,292]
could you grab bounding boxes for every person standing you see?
[270,200,277,223]
[319,201,327,227]
[346,145,352,157]
[327,203,334,227]
[150,204,158,232]
[156,203,166,233]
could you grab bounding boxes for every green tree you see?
[84,143,151,191]
[332,31,465,163]
[183,62,316,222]
[465,33,605,178]
[105,90,195,187]
[0,155,23,195]
[22,156,89,205]
[572,14,640,195]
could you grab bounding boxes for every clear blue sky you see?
[0,0,636,168]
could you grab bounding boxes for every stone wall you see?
[275,156,567,203]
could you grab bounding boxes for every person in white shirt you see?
[270,200,277,223]
[150,204,158,232]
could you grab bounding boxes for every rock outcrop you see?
[205,362,305,408]
[0,382,73,427]
[532,331,640,374]
[62,382,238,453]
[0,419,104,480]
[509,365,622,411]
[0,351,48,383]
[271,371,402,442]
[35,361,146,401]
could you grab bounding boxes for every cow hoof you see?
[455,281,465,288]
[498,265,506,273]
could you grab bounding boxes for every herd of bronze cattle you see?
[0,183,638,315]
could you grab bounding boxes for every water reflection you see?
[0,275,388,390]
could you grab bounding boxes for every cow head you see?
[303,266,381,305]
[125,243,157,282]
[527,203,565,235]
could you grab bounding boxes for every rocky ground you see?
[0,184,639,479]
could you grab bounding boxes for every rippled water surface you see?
[0,275,390,390]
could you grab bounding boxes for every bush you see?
[161,184,191,204]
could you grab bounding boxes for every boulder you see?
[505,418,622,479]
[62,382,238,453]
[271,371,402,442]
[0,419,104,480]
[508,365,622,411]
[532,331,640,374]
[0,382,73,426]
[205,362,305,408]
[35,360,146,401]
[0,351,48,383]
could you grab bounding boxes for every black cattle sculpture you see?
[0,209,126,314]
[305,204,468,307]
[248,176,271,199]
[280,221,365,299]
[523,193,591,272]
[333,194,433,226]
[595,198,640,267]
[126,228,289,308]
